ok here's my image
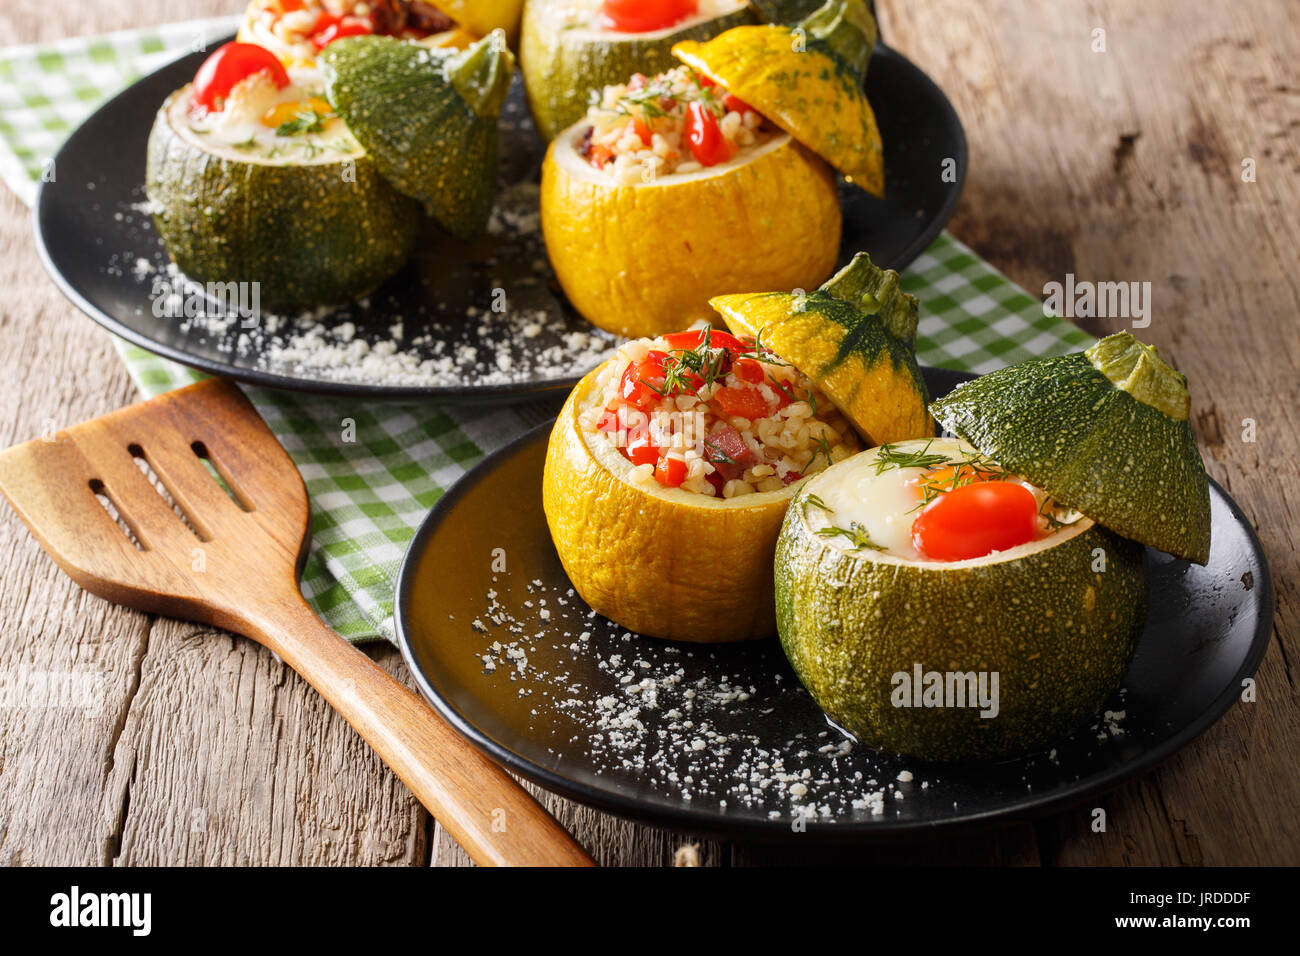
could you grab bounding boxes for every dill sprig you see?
[276,105,333,137]
[815,521,885,552]
[872,439,951,475]
[802,493,833,517]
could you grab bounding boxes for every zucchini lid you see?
[929,332,1212,564]
[710,253,933,446]
[671,0,883,194]
[320,31,516,239]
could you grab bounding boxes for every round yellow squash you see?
[539,122,842,339]
[542,364,803,642]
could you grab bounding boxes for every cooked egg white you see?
[807,438,1075,561]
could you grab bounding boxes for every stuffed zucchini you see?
[775,333,1210,761]
[145,42,421,312]
[237,0,521,64]
[519,0,756,141]
[542,255,930,642]
[776,438,1148,762]
[540,0,882,337]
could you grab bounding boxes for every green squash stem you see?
[797,0,878,81]
[1085,331,1190,421]
[817,252,919,347]
[447,29,516,119]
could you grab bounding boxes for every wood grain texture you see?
[0,0,1296,867]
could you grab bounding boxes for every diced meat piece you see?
[704,425,757,480]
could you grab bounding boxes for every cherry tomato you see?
[313,16,372,49]
[911,481,1039,561]
[713,385,769,420]
[733,358,764,383]
[684,101,736,167]
[601,0,698,33]
[191,43,290,112]
[655,456,688,488]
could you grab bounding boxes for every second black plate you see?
[33,42,965,401]
[395,368,1273,839]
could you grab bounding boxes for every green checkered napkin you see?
[0,22,1092,644]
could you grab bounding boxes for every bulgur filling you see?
[242,0,458,64]
[579,65,776,183]
[582,328,861,497]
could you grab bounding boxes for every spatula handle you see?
[246,598,595,867]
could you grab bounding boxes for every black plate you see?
[33,40,965,402]
[395,368,1273,839]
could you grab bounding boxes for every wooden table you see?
[1,0,1295,867]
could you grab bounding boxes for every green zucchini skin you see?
[144,90,421,312]
[320,34,514,240]
[930,351,1212,564]
[519,1,756,141]
[775,482,1148,762]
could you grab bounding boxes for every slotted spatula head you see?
[0,379,310,636]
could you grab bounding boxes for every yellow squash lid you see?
[672,0,884,195]
[710,253,933,445]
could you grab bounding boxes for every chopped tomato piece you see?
[733,358,764,383]
[684,101,736,167]
[723,93,755,115]
[595,407,620,432]
[588,142,615,167]
[697,72,716,88]
[911,481,1038,561]
[782,470,803,485]
[713,385,769,420]
[663,328,746,354]
[601,0,698,33]
[655,456,688,487]
[625,429,660,467]
[192,43,289,112]
[625,117,653,146]
[618,351,668,407]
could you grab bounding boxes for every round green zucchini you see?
[519,0,756,142]
[144,86,421,313]
[775,453,1149,762]
[929,332,1212,564]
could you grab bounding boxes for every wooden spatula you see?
[0,378,593,867]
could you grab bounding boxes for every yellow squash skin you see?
[673,28,885,195]
[542,366,800,642]
[429,0,525,45]
[710,277,933,445]
[540,127,841,338]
